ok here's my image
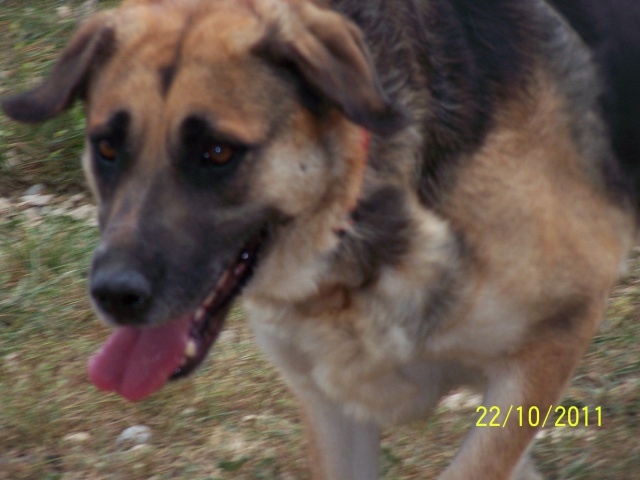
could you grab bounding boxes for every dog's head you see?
[1,0,406,400]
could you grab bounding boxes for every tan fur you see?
[248,69,635,477]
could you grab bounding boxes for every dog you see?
[3,0,639,478]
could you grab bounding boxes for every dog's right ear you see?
[1,15,115,124]
[252,1,409,135]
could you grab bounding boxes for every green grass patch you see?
[0,0,118,196]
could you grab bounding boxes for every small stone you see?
[440,391,482,410]
[116,426,152,446]
[23,184,46,196]
[64,432,92,443]
[129,444,151,453]
[56,6,72,18]
[67,204,97,222]
[20,193,54,207]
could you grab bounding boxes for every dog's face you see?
[2,0,404,400]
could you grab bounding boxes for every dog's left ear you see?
[253,1,409,135]
[1,14,115,124]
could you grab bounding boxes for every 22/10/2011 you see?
[475,405,603,428]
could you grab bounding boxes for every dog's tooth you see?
[234,263,247,277]
[195,306,207,321]
[185,339,197,359]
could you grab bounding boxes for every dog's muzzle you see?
[87,230,267,401]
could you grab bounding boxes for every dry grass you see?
[0,0,119,196]
[1,1,639,479]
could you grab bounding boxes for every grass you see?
[1,210,639,480]
[0,0,120,196]
[1,1,639,479]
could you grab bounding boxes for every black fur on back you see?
[418,0,540,204]
[333,0,541,206]
[333,0,640,207]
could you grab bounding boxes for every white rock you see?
[20,193,54,207]
[129,444,151,453]
[64,432,92,443]
[56,6,72,18]
[68,204,97,222]
[23,184,46,196]
[116,426,152,446]
[440,391,482,410]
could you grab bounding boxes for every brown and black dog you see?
[3,0,639,478]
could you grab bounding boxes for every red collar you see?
[361,128,371,156]
[334,128,370,237]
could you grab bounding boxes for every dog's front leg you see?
[251,321,381,480]
[296,384,381,480]
[438,306,603,480]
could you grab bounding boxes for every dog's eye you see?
[97,139,118,162]
[202,141,235,165]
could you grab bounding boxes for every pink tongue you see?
[87,316,191,401]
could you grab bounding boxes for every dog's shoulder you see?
[335,0,639,209]
[334,0,542,201]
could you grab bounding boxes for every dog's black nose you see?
[90,259,153,324]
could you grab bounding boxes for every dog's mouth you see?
[170,232,266,380]
[88,232,266,402]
